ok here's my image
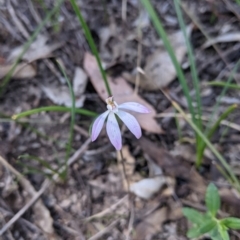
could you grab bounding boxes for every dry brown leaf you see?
[0,63,36,79]
[139,137,206,195]
[133,207,167,240]
[130,176,165,200]
[125,26,192,90]
[8,35,62,62]
[133,8,150,28]
[83,53,163,134]
[42,67,87,107]
[202,32,240,48]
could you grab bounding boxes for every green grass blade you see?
[197,104,237,165]
[17,161,53,179]
[235,0,240,5]
[208,104,237,139]
[172,100,240,192]
[0,0,65,95]
[206,61,240,131]
[140,0,195,119]
[173,0,203,167]
[207,81,240,90]
[19,154,58,175]
[196,60,240,167]
[173,0,202,127]
[70,0,112,96]
[12,106,97,120]
[55,60,76,179]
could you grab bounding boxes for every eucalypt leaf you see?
[183,183,240,239]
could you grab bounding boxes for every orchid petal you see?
[116,110,141,139]
[91,111,109,141]
[106,112,122,150]
[118,102,150,113]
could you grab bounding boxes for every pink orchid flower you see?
[91,96,150,150]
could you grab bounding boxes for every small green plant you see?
[183,183,240,240]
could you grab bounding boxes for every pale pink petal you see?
[91,110,109,141]
[116,110,142,139]
[118,102,150,113]
[106,112,122,150]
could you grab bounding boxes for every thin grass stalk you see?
[174,0,202,123]
[55,60,76,180]
[172,100,240,192]
[12,106,97,120]
[19,155,58,175]
[0,0,65,95]
[207,81,240,90]
[197,104,237,165]
[204,61,240,135]
[174,0,204,166]
[70,0,112,96]
[140,0,195,119]
[196,60,240,167]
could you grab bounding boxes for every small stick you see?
[0,138,91,236]
[0,179,51,236]
[88,219,119,240]
[126,199,134,240]
[155,112,240,132]
[122,0,127,21]
[86,195,128,221]
[8,0,30,39]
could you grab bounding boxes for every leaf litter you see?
[124,25,192,90]
[1,0,240,239]
[42,67,87,107]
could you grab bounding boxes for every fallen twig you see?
[88,219,119,240]
[0,137,91,236]
[86,195,128,221]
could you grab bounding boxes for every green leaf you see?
[221,217,240,230]
[209,226,223,240]
[182,208,204,225]
[205,183,220,216]
[186,219,216,239]
[187,227,202,238]
[218,224,230,240]
[198,219,217,234]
